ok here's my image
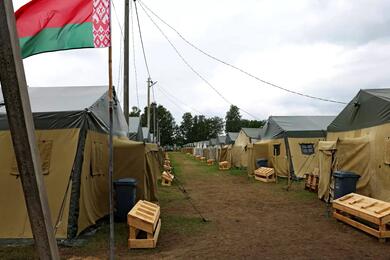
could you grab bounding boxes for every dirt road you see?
[126,152,390,259]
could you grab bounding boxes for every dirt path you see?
[1,152,389,259]
[127,152,390,259]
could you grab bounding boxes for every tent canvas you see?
[248,116,335,178]
[0,86,158,240]
[320,89,390,202]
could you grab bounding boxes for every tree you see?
[225,105,241,133]
[206,116,224,138]
[241,119,266,128]
[129,106,141,117]
[179,112,193,143]
[140,103,176,146]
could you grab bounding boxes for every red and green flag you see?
[16,0,111,59]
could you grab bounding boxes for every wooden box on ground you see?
[333,193,390,242]
[163,164,172,172]
[200,157,206,162]
[304,173,319,192]
[254,167,275,183]
[219,161,230,171]
[128,200,161,249]
[207,159,215,166]
[196,155,201,160]
[161,171,174,186]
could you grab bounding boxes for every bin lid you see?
[333,171,360,178]
[113,178,138,186]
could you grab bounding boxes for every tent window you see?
[11,140,53,176]
[300,143,315,155]
[385,137,390,165]
[91,141,104,176]
[273,144,281,156]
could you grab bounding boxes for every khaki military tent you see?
[128,116,142,141]
[248,116,335,178]
[226,132,239,144]
[232,128,262,168]
[0,86,158,240]
[319,89,390,202]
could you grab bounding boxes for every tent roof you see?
[210,138,217,146]
[0,86,128,136]
[227,132,239,141]
[241,128,262,139]
[217,135,226,144]
[0,86,107,113]
[328,88,390,132]
[129,117,141,134]
[262,116,335,139]
[142,127,149,140]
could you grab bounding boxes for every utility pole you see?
[123,0,130,125]
[0,1,59,259]
[147,77,151,131]
[153,102,156,143]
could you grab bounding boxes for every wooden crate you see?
[128,200,161,249]
[200,157,206,162]
[207,159,215,166]
[163,164,172,172]
[219,161,230,171]
[254,167,275,183]
[304,173,319,192]
[161,171,174,186]
[196,155,201,160]
[333,193,390,242]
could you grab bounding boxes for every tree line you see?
[130,104,265,146]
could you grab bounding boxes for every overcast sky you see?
[11,0,390,123]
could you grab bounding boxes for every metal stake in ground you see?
[0,1,59,259]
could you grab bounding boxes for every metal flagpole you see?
[108,45,114,259]
[108,1,114,258]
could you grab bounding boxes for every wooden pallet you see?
[163,164,172,172]
[164,160,171,166]
[333,193,390,242]
[161,171,174,186]
[207,159,215,166]
[254,167,275,183]
[219,161,230,171]
[304,173,319,192]
[128,200,161,249]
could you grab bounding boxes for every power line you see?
[138,0,347,105]
[137,2,259,120]
[159,84,203,115]
[133,0,151,78]
[130,1,140,108]
[157,86,188,114]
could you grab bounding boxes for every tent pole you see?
[108,45,115,259]
[0,1,59,259]
[147,77,151,130]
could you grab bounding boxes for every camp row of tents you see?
[0,86,164,240]
[182,88,390,203]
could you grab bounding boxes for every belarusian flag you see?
[16,0,111,59]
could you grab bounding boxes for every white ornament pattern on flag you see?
[93,0,111,48]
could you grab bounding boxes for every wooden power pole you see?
[123,0,130,125]
[0,1,59,259]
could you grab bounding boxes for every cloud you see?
[10,0,390,124]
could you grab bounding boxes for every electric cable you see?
[138,0,347,105]
[138,2,259,119]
